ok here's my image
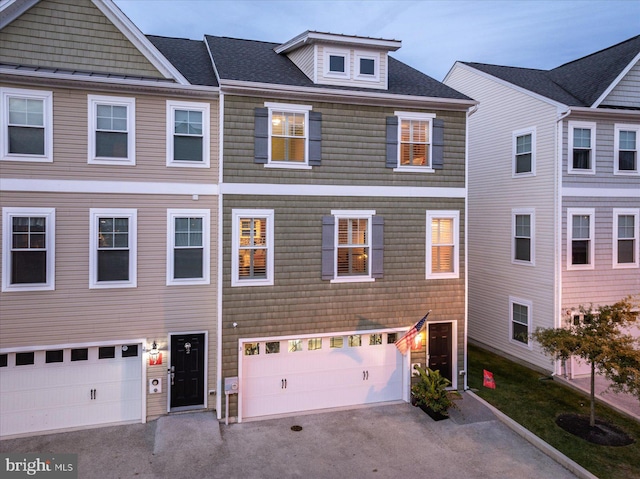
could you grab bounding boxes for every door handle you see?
[281,378,287,389]
[366,371,369,380]
[170,366,175,386]
[90,388,97,400]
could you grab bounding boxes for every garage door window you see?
[387,333,397,343]
[369,334,382,345]
[0,354,7,367]
[308,338,322,350]
[244,343,259,356]
[266,342,280,354]
[16,352,34,366]
[121,344,138,357]
[348,335,361,347]
[99,346,116,359]
[288,340,303,352]
[46,350,63,363]
[71,348,88,361]
[330,337,344,348]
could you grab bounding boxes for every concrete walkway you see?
[0,393,583,479]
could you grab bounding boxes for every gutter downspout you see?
[463,104,478,390]
[553,109,571,377]
[216,92,225,419]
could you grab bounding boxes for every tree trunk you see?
[590,361,596,427]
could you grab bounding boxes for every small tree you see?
[533,296,640,427]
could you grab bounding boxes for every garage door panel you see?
[0,345,143,437]
[241,332,405,420]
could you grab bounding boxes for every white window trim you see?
[264,102,312,170]
[166,100,210,168]
[426,210,460,279]
[512,126,536,177]
[567,208,595,271]
[512,208,535,266]
[231,209,274,287]
[567,121,596,175]
[88,95,136,165]
[614,124,639,176]
[394,111,436,173]
[2,207,55,292]
[509,296,533,349]
[613,208,639,269]
[89,208,137,289]
[330,209,375,284]
[323,47,350,79]
[167,209,211,285]
[1,87,53,163]
[355,50,380,81]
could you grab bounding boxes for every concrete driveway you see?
[1,393,581,479]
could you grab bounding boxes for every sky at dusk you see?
[114,0,640,81]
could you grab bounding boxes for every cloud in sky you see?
[115,0,639,80]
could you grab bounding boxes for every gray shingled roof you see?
[147,35,218,87]
[463,35,640,107]
[202,34,471,100]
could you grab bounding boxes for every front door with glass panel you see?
[170,333,205,409]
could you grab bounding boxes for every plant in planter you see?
[411,365,457,420]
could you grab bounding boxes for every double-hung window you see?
[426,211,459,279]
[567,208,594,270]
[568,121,596,174]
[513,127,535,176]
[2,207,55,292]
[322,211,383,283]
[614,124,639,175]
[88,95,135,165]
[90,209,137,288]
[267,103,311,166]
[167,209,210,285]
[613,209,639,268]
[398,112,434,170]
[510,297,532,347]
[232,209,274,287]
[166,100,210,167]
[513,209,535,264]
[1,88,53,162]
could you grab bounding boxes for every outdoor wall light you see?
[232,322,238,328]
[149,341,160,360]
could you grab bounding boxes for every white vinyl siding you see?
[2,207,55,292]
[426,210,459,279]
[1,87,53,162]
[167,209,211,285]
[88,95,135,165]
[89,208,137,288]
[231,209,274,287]
[166,100,210,167]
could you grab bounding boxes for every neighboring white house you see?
[444,35,640,375]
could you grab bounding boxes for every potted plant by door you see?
[411,366,456,421]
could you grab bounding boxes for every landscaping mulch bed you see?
[556,414,635,446]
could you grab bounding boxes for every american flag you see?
[394,311,430,355]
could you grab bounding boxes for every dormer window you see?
[324,48,350,78]
[355,51,380,81]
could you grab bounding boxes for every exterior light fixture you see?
[148,341,162,365]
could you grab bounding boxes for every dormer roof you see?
[274,31,401,55]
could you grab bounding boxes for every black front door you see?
[170,333,205,409]
[428,322,453,383]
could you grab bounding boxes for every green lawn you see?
[468,343,640,479]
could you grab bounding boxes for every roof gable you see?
[0,0,187,83]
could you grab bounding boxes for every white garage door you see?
[240,331,406,420]
[0,343,143,437]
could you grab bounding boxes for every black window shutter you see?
[254,107,268,164]
[432,118,444,170]
[371,215,384,278]
[386,116,398,168]
[308,111,322,166]
[321,216,335,280]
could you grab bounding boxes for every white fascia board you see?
[592,52,640,108]
[221,183,466,198]
[92,0,190,85]
[0,0,39,29]
[219,80,477,110]
[563,187,640,198]
[563,106,640,121]
[448,62,567,110]
[275,31,401,54]
[2,178,218,196]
